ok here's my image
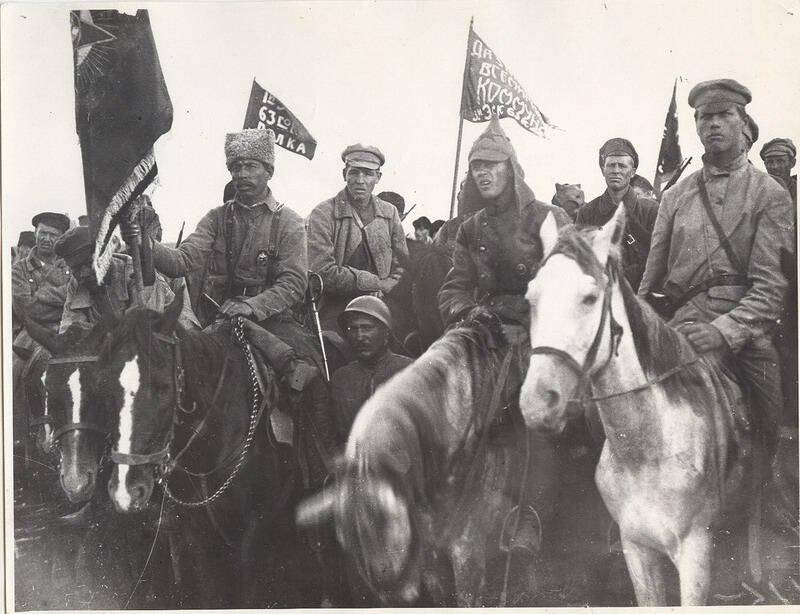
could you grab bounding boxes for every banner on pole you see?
[460,26,556,137]
[71,9,172,281]
[243,80,317,160]
[654,80,683,195]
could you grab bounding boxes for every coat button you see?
[479,245,486,252]
[479,273,488,279]
[516,263,528,275]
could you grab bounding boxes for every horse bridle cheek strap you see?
[529,267,624,395]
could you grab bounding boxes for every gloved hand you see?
[119,217,141,244]
[464,305,504,341]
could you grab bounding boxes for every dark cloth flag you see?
[654,80,683,196]
[460,25,556,137]
[71,9,172,281]
[243,80,317,160]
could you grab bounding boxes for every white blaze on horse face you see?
[67,369,82,425]
[41,370,53,444]
[113,357,140,511]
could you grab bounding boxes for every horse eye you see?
[582,293,599,306]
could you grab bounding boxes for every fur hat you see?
[225,129,275,170]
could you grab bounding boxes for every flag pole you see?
[448,17,473,220]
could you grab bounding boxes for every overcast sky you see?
[2,0,799,248]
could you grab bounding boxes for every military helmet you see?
[338,295,392,331]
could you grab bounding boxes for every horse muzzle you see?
[519,356,577,434]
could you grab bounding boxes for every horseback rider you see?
[438,117,571,560]
[576,138,659,292]
[55,225,199,332]
[307,144,408,333]
[639,79,794,462]
[11,212,72,450]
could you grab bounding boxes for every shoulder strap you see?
[265,207,283,282]
[350,206,379,273]
[696,174,746,275]
[224,202,236,299]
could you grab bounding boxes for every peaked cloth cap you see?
[468,116,515,163]
[760,138,796,160]
[54,226,93,264]
[225,129,275,170]
[688,79,752,111]
[598,138,639,168]
[342,144,385,170]
[31,212,70,233]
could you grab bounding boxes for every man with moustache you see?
[307,144,408,332]
[576,138,659,292]
[438,117,570,572]
[12,212,72,449]
[330,296,413,442]
[640,79,794,462]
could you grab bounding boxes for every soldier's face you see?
[228,159,271,200]
[602,156,636,191]
[35,223,64,256]
[764,154,795,181]
[695,105,745,156]
[343,314,389,363]
[470,159,513,201]
[344,165,381,203]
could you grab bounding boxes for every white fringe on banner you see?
[93,149,156,284]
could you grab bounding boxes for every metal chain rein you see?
[162,317,262,507]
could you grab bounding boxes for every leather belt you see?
[231,284,266,298]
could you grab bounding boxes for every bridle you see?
[46,354,112,444]
[529,262,624,403]
[108,331,184,473]
[109,316,266,508]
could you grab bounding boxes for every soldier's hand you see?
[219,299,254,318]
[378,277,398,295]
[119,218,141,244]
[681,322,728,353]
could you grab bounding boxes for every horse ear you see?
[592,204,627,265]
[295,483,336,528]
[158,291,183,333]
[539,211,559,258]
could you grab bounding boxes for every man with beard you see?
[330,296,413,442]
[307,144,408,332]
[438,117,570,572]
[640,79,793,462]
[576,138,659,291]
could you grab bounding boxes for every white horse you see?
[519,207,755,605]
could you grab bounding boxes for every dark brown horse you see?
[100,295,328,607]
[23,318,118,504]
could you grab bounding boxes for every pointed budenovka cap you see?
[468,116,517,164]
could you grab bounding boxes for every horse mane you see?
[346,325,498,509]
[339,325,499,583]
[550,225,704,403]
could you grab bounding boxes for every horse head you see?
[26,317,118,503]
[520,207,627,434]
[106,293,184,513]
[297,454,421,604]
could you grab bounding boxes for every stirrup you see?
[499,504,542,554]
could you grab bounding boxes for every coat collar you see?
[702,151,749,177]
[333,189,395,220]
[227,187,281,213]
